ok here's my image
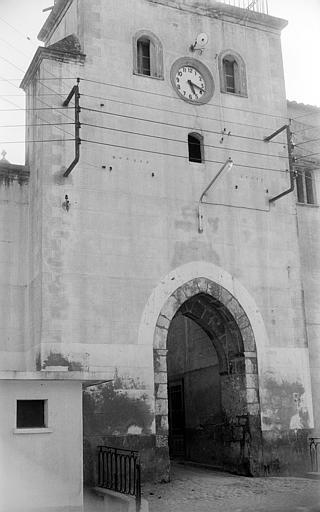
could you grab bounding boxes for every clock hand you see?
[187,79,196,95]
[189,80,205,92]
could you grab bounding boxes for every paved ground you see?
[142,463,320,512]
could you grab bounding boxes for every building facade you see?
[0,1,319,510]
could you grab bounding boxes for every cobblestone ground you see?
[142,463,320,512]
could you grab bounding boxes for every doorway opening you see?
[167,312,222,461]
[153,280,262,476]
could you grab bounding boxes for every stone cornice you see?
[38,0,287,45]
[0,161,29,185]
[38,0,73,43]
[0,370,113,385]
[20,46,85,90]
[147,0,287,32]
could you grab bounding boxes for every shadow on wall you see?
[36,351,84,371]
[262,375,310,431]
[83,370,153,436]
[83,371,156,485]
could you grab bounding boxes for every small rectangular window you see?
[137,40,150,76]
[16,400,46,429]
[305,170,315,204]
[296,169,316,205]
[224,60,235,93]
[188,133,203,163]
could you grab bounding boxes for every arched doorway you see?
[153,278,262,476]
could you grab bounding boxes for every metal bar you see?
[97,446,141,501]
[198,158,233,233]
[269,125,296,203]
[264,124,288,142]
[135,462,141,512]
[63,79,81,177]
[309,438,320,472]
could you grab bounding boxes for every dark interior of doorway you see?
[167,311,222,464]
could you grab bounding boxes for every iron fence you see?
[97,446,141,510]
[309,437,320,472]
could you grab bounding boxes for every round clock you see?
[170,58,214,105]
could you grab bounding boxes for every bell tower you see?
[19,0,314,484]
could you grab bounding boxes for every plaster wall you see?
[288,103,320,435]
[0,380,83,512]
[297,206,320,434]
[0,177,28,371]
[34,0,308,401]
[23,0,314,477]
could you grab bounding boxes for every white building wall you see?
[0,380,83,512]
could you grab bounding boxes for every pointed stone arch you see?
[153,277,262,476]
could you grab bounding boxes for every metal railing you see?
[309,437,320,472]
[98,446,141,510]
[216,0,269,14]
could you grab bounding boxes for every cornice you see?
[20,46,85,90]
[0,161,29,185]
[38,0,73,43]
[147,0,287,32]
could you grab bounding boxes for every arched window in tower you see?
[137,37,151,75]
[219,51,247,97]
[188,133,203,163]
[133,31,163,79]
[223,57,238,93]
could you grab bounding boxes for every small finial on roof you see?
[1,149,7,160]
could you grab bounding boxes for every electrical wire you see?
[295,137,320,146]
[0,138,75,144]
[0,95,24,110]
[292,110,320,121]
[292,124,320,134]
[0,54,25,73]
[0,36,32,59]
[0,123,74,128]
[0,93,73,98]
[81,106,286,146]
[0,15,34,43]
[81,93,282,133]
[79,77,289,121]
[0,65,74,124]
[0,45,76,119]
[0,107,74,112]
[294,152,320,161]
[81,138,287,173]
[0,77,76,82]
[82,122,288,160]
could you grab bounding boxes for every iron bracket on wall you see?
[264,123,296,204]
[63,78,81,177]
[198,157,234,233]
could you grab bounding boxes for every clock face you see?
[170,58,214,105]
[175,66,206,102]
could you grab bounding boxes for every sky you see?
[0,0,319,164]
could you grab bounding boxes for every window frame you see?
[137,38,151,76]
[133,30,164,79]
[296,168,317,205]
[219,50,247,97]
[188,132,204,164]
[14,399,51,434]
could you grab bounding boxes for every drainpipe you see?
[198,157,233,233]
[63,79,81,178]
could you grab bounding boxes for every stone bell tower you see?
[17,0,314,486]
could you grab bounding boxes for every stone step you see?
[305,472,320,480]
